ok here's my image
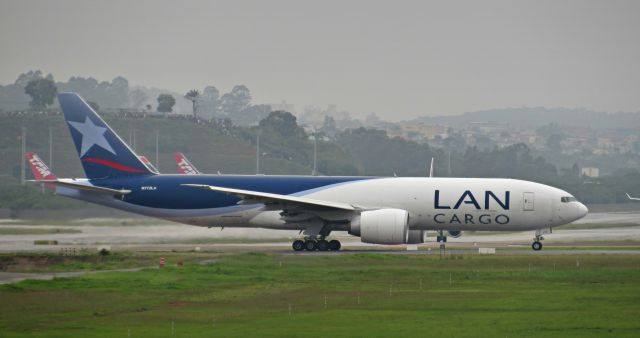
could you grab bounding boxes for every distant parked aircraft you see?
[29,93,589,251]
[26,152,57,181]
[174,152,201,175]
[138,155,159,173]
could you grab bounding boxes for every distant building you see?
[468,121,509,134]
[390,123,448,142]
[581,167,600,178]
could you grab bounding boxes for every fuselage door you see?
[523,192,535,211]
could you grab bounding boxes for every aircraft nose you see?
[577,202,589,219]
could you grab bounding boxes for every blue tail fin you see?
[58,93,153,179]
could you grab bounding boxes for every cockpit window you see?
[561,196,577,203]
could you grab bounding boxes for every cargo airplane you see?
[30,93,588,251]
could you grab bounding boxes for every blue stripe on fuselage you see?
[92,175,375,209]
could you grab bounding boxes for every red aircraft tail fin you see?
[26,152,57,181]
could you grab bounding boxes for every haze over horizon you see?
[2,0,639,120]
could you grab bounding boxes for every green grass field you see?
[0,227,81,235]
[1,252,639,337]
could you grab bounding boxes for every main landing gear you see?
[292,237,341,252]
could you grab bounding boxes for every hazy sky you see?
[1,0,639,119]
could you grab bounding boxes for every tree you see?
[201,86,221,117]
[157,94,176,113]
[24,78,57,109]
[221,85,251,116]
[322,116,337,132]
[108,76,130,107]
[129,88,148,110]
[184,89,200,118]
[259,111,305,138]
[15,70,49,87]
[234,104,271,126]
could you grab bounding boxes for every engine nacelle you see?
[407,230,425,244]
[350,209,409,244]
[448,230,463,238]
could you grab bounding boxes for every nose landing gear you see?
[532,228,549,251]
[531,240,543,251]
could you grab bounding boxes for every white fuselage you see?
[61,177,587,232]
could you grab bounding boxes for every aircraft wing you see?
[181,184,358,211]
[32,179,131,196]
[627,193,640,201]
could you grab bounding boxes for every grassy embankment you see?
[0,115,315,212]
[1,252,639,337]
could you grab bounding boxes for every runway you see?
[0,212,639,254]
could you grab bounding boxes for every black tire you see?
[317,239,329,251]
[304,240,317,251]
[292,240,305,251]
[328,239,341,251]
[532,241,542,251]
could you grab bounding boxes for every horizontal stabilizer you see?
[181,184,357,211]
[30,179,131,196]
[627,193,640,201]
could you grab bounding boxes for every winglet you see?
[429,157,434,177]
[30,179,131,196]
[627,193,640,201]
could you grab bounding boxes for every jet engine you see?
[407,230,426,244]
[448,230,463,238]
[349,209,409,244]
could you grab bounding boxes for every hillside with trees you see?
[1,110,639,213]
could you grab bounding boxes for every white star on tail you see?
[68,117,116,157]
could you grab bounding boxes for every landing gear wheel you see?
[532,241,543,251]
[328,240,341,251]
[292,240,305,251]
[304,240,317,251]
[317,239,329,251]
[436,230,447,243]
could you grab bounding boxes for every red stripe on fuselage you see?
[82,157,146,173]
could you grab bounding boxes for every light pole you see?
[20,127,26,185]
[256,132,260,175]
[312,131,317,176]
[155,129,160,171]
[49,126,53,170]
